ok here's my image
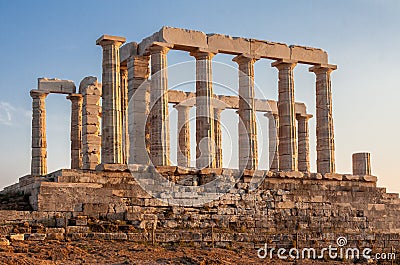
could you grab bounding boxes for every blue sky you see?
[0,0,399,192]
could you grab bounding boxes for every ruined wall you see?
[1,168,399,253]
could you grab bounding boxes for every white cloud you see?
[0,101,30,126]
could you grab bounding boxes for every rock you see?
[0,237,10,246]
[10,234,24,241]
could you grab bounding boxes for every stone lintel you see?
[167,90,307,115]
[38,78,76,94]
[290,45,328,65]
[137,27,330,64]
[138,26,208,55]
[96,34,126,46]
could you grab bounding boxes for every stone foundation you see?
[1,167,399,254]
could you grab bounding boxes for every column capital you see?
[149,42,173,54]
[232,53,260,64]
[96,35,126,48]
[296,113,313,121]
[309,64,337,74]
[190,48,217,60]
[30,89,48,99]
[213,98,228,111]
[271,59,297,69]
[173,103,193,110]
[264,111,278,118]
[66,93,83,101]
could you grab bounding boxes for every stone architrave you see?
[272,59,298,171]
[265,112,279,171]
[174,104,192,167]
[233,54,259,170]
[296,113,312,173]
[80,77,102,170]
[149,43,172,166]
[30,90,48,176]
[96,35,126,165]
[127,54,151,165]
[190,49,216,168]
[309,64,337,174]
[67,94,83,169]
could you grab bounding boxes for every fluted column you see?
[30,90,48,176]
[214,106,224,168]
[127,54,150,164]
[265,112,279,171]
[309,64,337,174]
[272,59,298,171]
[120,66,129,164]
[149,44,171,166]
[174,104,191,167]
[296,114,312,173]
[67,94,83,169]
[233,54,259,170]
[190,50,216,168]
[96,35,126,164]
[352,152,371,175]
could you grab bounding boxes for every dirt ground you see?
[0,240,368,264]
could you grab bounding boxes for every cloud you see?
[0,101,30,126]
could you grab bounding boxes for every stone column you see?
[265,112,279,171]
[174,104,191,167]
[120,66,129,164]
[96,35,126,165]
[127,54,150,165]
[80,77,102,170]
[213,106,224,168]
[190,50,216,168]
[233,55,259,170]
[309,64,337,174]
[67,94,83,169]
[352,152,371,175]
[272,59,298,171]
[149,43,171,166]
[30,90,48,176]
[296,114,312,173]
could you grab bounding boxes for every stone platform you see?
[1,167,400,253]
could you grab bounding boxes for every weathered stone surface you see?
[38,78,76,94]
[207,34,250,54]
[0,237,10,246]
[290,45,328,64]
[353,152,371,175]
[25,233,46,241]
[251,39,290,59]
[139,27,207,54]
[10,234,24,241]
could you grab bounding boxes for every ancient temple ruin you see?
[0,27,398,254]
[29,27,343,175]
